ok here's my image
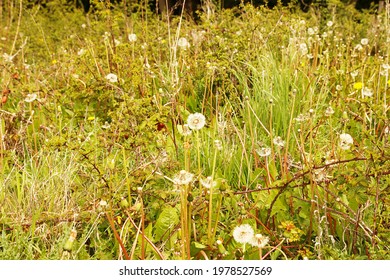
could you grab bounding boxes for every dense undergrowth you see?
[0,0,389,260]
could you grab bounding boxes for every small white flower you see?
[128,33,137,42]
[360,38,369,46]
[327,21,333,27]
[177,37,190,49]
[249,233,269,248]
[24,93,37,103]
[256,147,271,157]
[336,85,342,91]
[114,39,121,46]
[307,27,315,36]
[173,170,194,185]
[233,224,254,244]
[105,73,118,83]
[339,133,354,150]
[81,23,87,29]
[187,113,206,130]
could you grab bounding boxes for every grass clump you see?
[0,0,389,260]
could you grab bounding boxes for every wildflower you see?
[233,224,254,244]
[173,170,194,185]
[187,113,206,130]
[128,33,137,42]
[339,133,354,150]
[256,147,271,157]
[24,93,37,103]
[81,23,86,29]
[114,39,121,46]
[307,27,315,36]
[249,234,269,248]
[177,37,190,49]
[353,82,363,90]
[200,176,217,189]
[105,73,118,83]
[273,136,285,148]
[360,38,369,46]
[327,21,333,27]
[325,106,335,117]
[335,85,342,91]
[177,124,192,136]
[362,87,373,97]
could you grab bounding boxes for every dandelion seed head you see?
[200,176,217,189]
[25,93,37,103]
[249,234,269,248]
[214,140,223,150]
[360,38,369,46]
[273,136,285,148]
[233,224,254,244]
[173,170,194,185]
[256,147,271,157]
[187,113,206,130]
[362,87,373,97]
[325,106,335,117]
[177,124,192,136]
[128,33,137,42]
[105,73,118,83]
[339,133,354,150]
[177,37,190,49]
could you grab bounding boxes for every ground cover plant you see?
[0,0,389,260]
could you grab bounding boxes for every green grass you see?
[0,0,389,260]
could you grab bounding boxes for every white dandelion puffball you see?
[187,113,206,130]
[273,136,285,148]
[200,176,217,189]
[24,93,38,103]
[256,147,271,157]
[177,37,190,49]
[105,73,118,83]
[128,33,137,42]
[362,87,373,97]
[339,133,354,150]
[360,38,369,46]
[249,233,270,248]
[233,224,254,244]
[173,170,194,186]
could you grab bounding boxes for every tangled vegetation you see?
[0,0,389,260]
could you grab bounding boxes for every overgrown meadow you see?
[0,1,389,260]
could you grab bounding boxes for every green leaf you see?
[193,242,206,249]
[154,206,179,241]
